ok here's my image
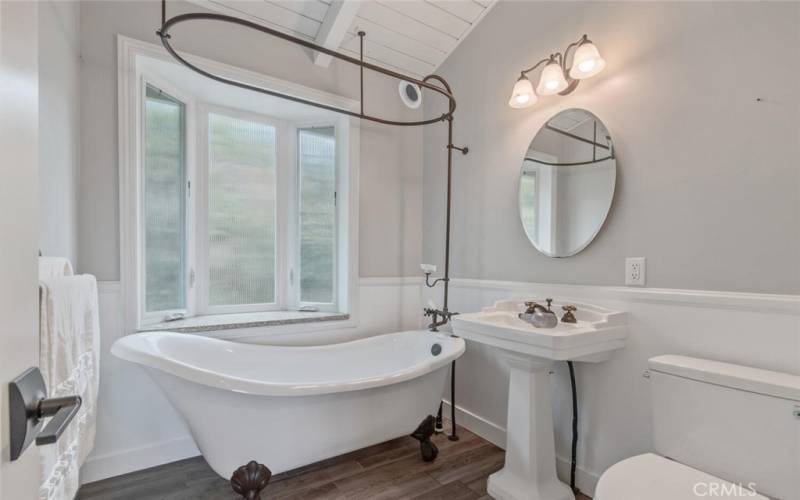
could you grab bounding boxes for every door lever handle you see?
[35,395,82,445]
[8,367,83,460]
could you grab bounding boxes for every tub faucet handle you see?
[424,307,458,332]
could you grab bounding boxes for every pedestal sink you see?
[451,300,628,500]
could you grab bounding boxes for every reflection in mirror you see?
[518,109,616,257]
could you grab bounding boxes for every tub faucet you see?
[424,307,458,332]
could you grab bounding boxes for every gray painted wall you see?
[78,0,423,281]
[423,1,800,294]
[39,0,80,267]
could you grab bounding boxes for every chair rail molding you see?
[449,278,800,315]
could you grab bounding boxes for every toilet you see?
[595,355,800,500]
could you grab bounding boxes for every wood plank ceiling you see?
[188,0,497,78]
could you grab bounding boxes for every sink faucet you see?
[424,307,458,332]
[518,299,558,328]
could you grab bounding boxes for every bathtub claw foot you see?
[411,415,439,462]
[231,461,272,500]
[420,440,439,461]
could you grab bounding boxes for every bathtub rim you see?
[111,330,465,397]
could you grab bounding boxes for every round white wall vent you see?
[398,81,422,109]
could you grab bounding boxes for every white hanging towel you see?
[38,257,74,280]
[38,274,100,500]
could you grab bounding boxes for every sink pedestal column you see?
[488,352,574,500]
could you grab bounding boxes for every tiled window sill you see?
[138,311,350,334]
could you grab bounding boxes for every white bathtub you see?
[111,330,464,478]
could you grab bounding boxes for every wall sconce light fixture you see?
[508,34,606,109]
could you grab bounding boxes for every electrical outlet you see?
[625,257,646,286]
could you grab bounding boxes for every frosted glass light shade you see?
[569,41,606,79]
[508,76,537,108]
[536,62,568,95]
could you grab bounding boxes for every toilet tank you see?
[649,355,800,500]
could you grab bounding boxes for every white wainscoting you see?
[425,279,800,496]
[81,277,423,484]
[84,277,799,494]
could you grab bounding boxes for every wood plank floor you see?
[77,425,591,500]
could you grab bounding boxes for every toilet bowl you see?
[593,355,800,500]
[594,454,767,500]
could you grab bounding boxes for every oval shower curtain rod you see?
[157,3,457,127]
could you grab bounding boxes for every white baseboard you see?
[442,400,506,449]
[80,436,199,484]
[555,455,599,498]
[442,400,600,498]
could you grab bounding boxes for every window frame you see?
[293,122,340,312]
[119,35,360,334]
[138,74,196,326]
[198,103,290,316]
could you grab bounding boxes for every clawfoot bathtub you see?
[111,330,464,478]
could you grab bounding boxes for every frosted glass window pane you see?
[208,113,276,306]
[298,127,336,303]
[144,85,186,313]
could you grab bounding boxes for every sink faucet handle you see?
[545,298,553,311]
[561,304,577,323]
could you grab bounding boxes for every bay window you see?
[132,72,351,330]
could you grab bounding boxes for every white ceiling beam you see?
[313,0,362,67]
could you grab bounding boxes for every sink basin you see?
[452,300,628,500]
[452,300,627,362]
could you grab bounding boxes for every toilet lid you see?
[594,454,768,500]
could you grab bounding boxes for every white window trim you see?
[118,35,360,334]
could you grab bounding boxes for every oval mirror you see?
[518,109,616,257]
